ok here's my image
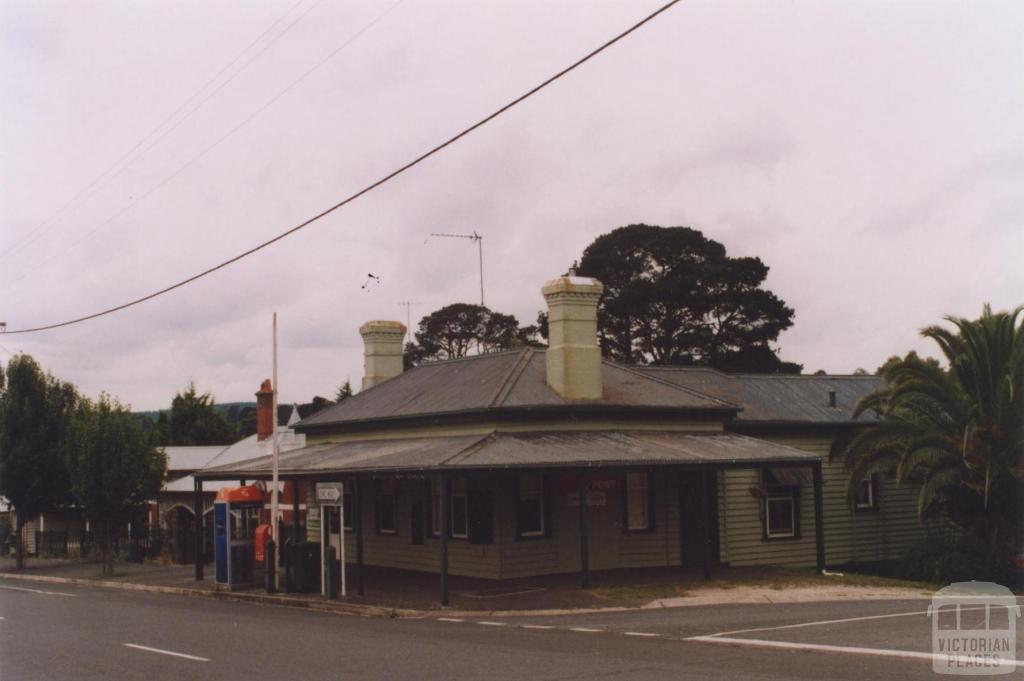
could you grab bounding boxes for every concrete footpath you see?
[0,557,935,618]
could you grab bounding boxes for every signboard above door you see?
[315,482,344,504]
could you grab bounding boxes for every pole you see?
[355,479,364,596]
[701,467,712,580]
[271,312,280,590]
[193,477,204,581]
[578,472,591,589]
[476,234,484,307]
[340,485,347,598]
[439,475,450,606]
[813,461,826,573]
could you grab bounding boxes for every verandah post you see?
[439,474,450,606]
[193,477,203,581]
[813,460,826,573]
[579,471,591,589]
[701,467,712,580]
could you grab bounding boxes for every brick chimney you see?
[256,379,274,441]
[360,320,407,390]
[542,275,604,400]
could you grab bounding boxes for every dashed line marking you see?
[123,644,209,662]
[569,627,603,633]
[0,585,77,597]
[438,617,464,622]
[624,632,661,637]
[520,624,556,630]
[477,621,508,627]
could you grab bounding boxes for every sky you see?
[1,0,1021,411]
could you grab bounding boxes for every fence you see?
[33,528,163,562]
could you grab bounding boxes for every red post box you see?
[254,524,272,564]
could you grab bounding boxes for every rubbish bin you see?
[289,541,321,593]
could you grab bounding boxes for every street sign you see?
[316,482,344,503]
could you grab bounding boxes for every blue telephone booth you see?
[213,485,264,590]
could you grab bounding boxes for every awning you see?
[196,430,820,480]
[767,466,814,487]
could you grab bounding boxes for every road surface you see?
[1,577,1020,680]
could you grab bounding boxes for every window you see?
[451,478,468,539]
[517,474,545,537]
[429,478,468,539]
[765,495,796,538]
[376,478,396,534]
[762,470,799,540]
[854,476,878,510]
[625,471,652,531]
[342,488,353,531]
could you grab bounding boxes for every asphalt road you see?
[1,578,1021,681]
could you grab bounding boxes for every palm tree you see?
[840,305,1023,569]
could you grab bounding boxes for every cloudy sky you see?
[1,0,1021,411]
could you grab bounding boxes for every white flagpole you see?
[271,312,280,590]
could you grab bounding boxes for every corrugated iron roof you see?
[635,367,881,424]
[197,430,818,479]
[162,446,229,473]
[297,348,879,430]
[298,349,735,429]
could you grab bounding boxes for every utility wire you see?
[0,0,315,263]
[2,0,683,336]
[1,0,402,289]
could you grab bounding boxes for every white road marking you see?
[687,635,1024,667]
[624,632,661,637]
[123,644,209,662]
[437,617,464,622]
[569,627,603,633]
[477,621,507,626]
[520,624,556,630]
[708,605,991,637]
[0,585,76,597]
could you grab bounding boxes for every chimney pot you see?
[828,390,837,408]
[360,320,407,390]
[542,275,604,400]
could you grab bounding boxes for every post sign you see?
[316,482,344,504]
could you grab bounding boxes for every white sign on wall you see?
[315,482,344,504]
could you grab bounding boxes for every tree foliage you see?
[840,305,1024,575]
[160,383,237,446]
[0,354,78,569]
[559,224,798,372]
[405,303,541,366]
[66,394,166,575]
[335,380,353,403]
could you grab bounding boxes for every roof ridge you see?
[487,348,534,407]
[636,365,878,381]
[605,360,740,410]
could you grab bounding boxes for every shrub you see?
[899,533,1004,584]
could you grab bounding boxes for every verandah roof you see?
[195,430,820,480]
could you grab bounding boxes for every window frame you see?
[516,474,546,539]
[342,488,354,531]
[854,475,879,511]
[375,478,397,535]
[761,470,800,541]
[624,471,655,532]
[450,478,469,540]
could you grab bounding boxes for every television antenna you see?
[427,232,484,306]
[397,301,422,342]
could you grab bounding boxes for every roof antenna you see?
[426,232,484,306]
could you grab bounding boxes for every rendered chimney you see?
[360,320,407,390]
[256,379,274,441]
[542,275,604,400]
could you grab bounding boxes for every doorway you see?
[679,470,720,569]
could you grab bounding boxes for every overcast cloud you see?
[1,0,1021,411]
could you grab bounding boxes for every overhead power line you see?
[2,0,683,336]
[0,0,405,289]
[0,0,317,263]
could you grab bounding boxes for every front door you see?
[320,504,344,596]
[679,471,720,569]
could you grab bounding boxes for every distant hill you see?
[135,401,257,423]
